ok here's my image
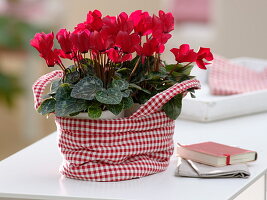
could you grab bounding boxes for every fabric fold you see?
[209,56,267,95]
[175,157,250,178]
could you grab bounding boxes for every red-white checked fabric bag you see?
[33,70,201,182]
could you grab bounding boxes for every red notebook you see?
[177,142,257,167]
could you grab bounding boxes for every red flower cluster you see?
[30,9,213,69]
[30,10,174,66]
[170,44,213,69]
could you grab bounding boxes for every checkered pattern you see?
[32,70,63,110]
[209,56,267,95]
[33,70,201,182]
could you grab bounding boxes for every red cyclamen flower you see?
[196,47,214,69]
[30,32,60,67]
[115,31,140,54]
[102,12,133,40]
[116,12,134,33]
[158,10,174,33]
[153,32,172,45]
[54,49,73,60]
[89,31,114,52]
[130,10,152,36]
[85,10,103,31]
[30,32,54,55]
[106,48,132,63]
[56,29,73,54]
[43,50,61,67]
[170,44,197,63]
[71,29,91,53]
[136,38,164,57]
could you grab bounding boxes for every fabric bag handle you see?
[130,79,201,118]
[32,70,63,110]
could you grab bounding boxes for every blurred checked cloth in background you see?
[209,56,267,95]
[172,0,211,24]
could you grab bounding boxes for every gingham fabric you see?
[33,70,201,182]
[209,56,267,95]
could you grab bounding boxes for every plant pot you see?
[33,70,201,182]
[70,110,124,120]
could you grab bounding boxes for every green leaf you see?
[159,66,167,74]
[95,88,123,105]
[122,89,131,97]
[69,112,80,116]
[83,64,95,76]
[182,65,194,76]
[138,92,151,104]
[106,103,123,115]
[121,96,134,109]
[64,70,80,84]
[50,78,62,94]
[37,98,56,115]
[146,71,167,80]
[116,68,131,73]
[55,83,72,100]
[41,94,52,99]
[55,98,88,117]
[129,83,151,94]
[165,64,184,72]
[162,94,183,120]
[112,79,129,91]
[88,104,102,119]
[129,83,142,90]
[71,76,103,100]
[165,64,178,72]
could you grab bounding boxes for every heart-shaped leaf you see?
[112,79,129,91]
[162,94,183,120]
[50,78,62,94]
[106,103,123,115]
[55,83,72,100]
[88,104,102,119]
[55,98,88,117]
[122,89,131,97]
[37,98,56,115]
[121,96,134,109]
[95,88,122,105]
[64,70,80,84]
[71,76,103,100]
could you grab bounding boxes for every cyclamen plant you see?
[31,10,213,119]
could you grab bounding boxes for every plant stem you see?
[128,57,140,81]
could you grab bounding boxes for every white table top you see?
[0,112,267,200]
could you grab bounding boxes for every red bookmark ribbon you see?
[223,154,231,165]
